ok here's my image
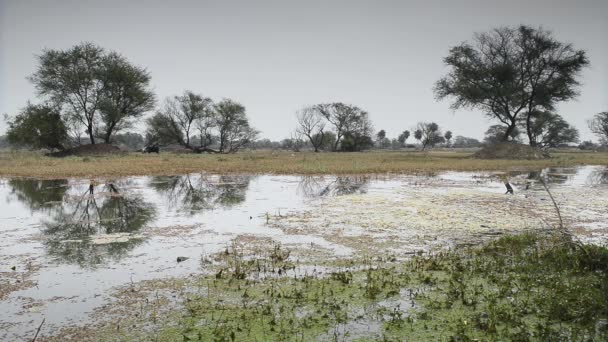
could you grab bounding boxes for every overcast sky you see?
[1,0,607,141]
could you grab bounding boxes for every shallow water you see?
[0,166,607,340]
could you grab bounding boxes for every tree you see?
[452,136,482,148]
[5,103,68,151]
[435,25,589,145]
[313,131,336,151]
[98,52,155,143]
[444,131,453,147]
[578,140,598,151]
[339,111,374,152]
[314,103,368,151]
[30,42,157,145]
[112,132,145,150]
[588,112,608,145]
[484,124,521,145]
[397,130,410,147]
[145,91,212,149]
[295,107,326,152]
[214,99,258,153]
[416,122,444,150]
[375,130,390,149]
[30,42,106,144]
[281,131,306,152]
[527,111,579,147]
[414,129,422,145]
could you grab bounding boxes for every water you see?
[1,166,607,340]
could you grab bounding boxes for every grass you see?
[60,233,608,341]
[1,149,607,178]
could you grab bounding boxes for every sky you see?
[1,0,607,142]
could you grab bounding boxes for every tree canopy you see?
[527,111,579,147]
[435,25,588,145]
[29,42,155,145]
[416,122,444,150]
[5,103,68,151]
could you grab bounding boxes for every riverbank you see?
[1,150,607,178]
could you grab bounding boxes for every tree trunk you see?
[503,122,517,142]
[525,113,536,147]
[104,122,116,144]
[88,125,96,145]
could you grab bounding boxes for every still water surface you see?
[1,167,606,340]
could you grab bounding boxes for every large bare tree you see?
[435,25,588,145]
[295,107,326,152]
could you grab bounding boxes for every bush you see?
[5,103,68,151]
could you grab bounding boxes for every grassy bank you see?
[1,150,607,178]
[55,233,608,341]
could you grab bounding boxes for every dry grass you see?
[0,150,607,178]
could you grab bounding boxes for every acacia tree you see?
[414,129,422,145]
[295,107,326,152]
[30,42,105,144]
[376,129,390,149]
[416,122,444,150]
[435,25,589,145]
[484,124,521,144]
[588,112,608,145]
[98,52,155,143]
[444,131,453,147]
[30,42,156,145]
[314,103,368,151]
[527,111,579,147]
[398,130,410,147]
[339,111,374,152]
[214,99,258,153]
[145,91,212,149]
[5,103,68,151]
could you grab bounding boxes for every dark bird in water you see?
[504,182,514,194]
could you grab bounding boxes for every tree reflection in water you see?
[297,176,369,198]
[587,167,608,185]
[8,179,68,212]
[9,179,156,267]
[150,174,251,214]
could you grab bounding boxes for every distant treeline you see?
[3,25,608,153]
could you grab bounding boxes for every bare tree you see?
[295,107,326,152]
[588,112,608,145]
